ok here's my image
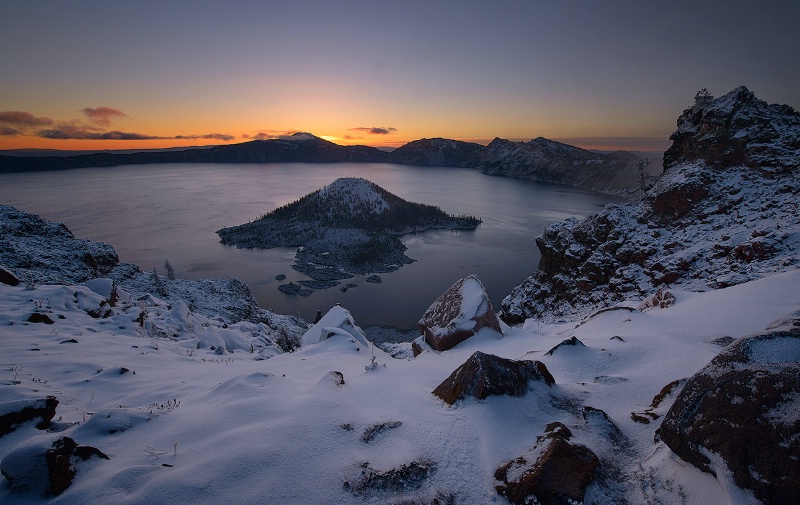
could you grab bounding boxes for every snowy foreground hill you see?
[1,268,798,504]
[1,86,799,504]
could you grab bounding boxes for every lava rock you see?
[432,351,554,405]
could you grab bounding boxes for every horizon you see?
[1,2,798,154]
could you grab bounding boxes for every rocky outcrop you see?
[0,397,59,436]
[0,204,119,285]
[501,87,800,324]
[656,310,800,504]
[475,137,653,195]
[417,275,502,354]
[664,86,800,173]
[432,351,554,405]
[494,422,600,505]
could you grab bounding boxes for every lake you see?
[1,163,622,328]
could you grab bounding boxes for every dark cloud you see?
[81,106,128,126]
[0,126,20,136]
[244,130,308,141]
[349,127,397,135]
[174,133,235,142]
[0,111,54,128]
[36,127,162,140]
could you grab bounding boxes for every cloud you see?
[0,111,54,128]
[81,106,128,127]
[1,108,234,143]
[244,130,310,141]
[349,127,397,135]
[175,133,235,142]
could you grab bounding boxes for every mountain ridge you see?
[0,133,653,196]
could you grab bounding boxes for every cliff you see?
[500,86,800,324]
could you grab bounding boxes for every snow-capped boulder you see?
[656,310,800,504]
[432,351,554,405]
[0,397,59,437]
[0,436,108,496]
[501,86,800,324]
[418,274,502,354]
[494,422,600,505]
[301,305,370,349]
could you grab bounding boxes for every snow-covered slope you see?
[501,87,800,324]
[2,266,799,503]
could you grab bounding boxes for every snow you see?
[317,177,389,215]
[2,268,799,503]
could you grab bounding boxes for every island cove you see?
[216,177,481,296]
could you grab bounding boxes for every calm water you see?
[1,163,621,328]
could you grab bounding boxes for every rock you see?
[0,264,19,286]
[365,274,382,284]
[0,396,59,437]
[360,421,402,443]
[630,378,686,424]
[418,274,502,352]
[27,313,54,324]
[344,459,437,496]
[301,305,371,349]
[0,436,108,496]
[495,424,600,505]
[545,336,585,356]
[432,351,554,405]
[656,310,800,504]
[637,288,676,311]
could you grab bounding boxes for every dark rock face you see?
[0,396,59,436]
[501,87,800,324]
[656,311,800,504]
[46,437,109,496]
[418,275,502,353]
[432,351,554,405]
[495,423,600,505]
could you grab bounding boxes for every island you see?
[216,177,481,294]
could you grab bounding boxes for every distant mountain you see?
[472,137,653,195]
[0,131,653,196]
[0,133,389,172]
[387,138,485,167]
[217,177,480,293]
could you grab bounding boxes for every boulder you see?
[0,396,59,437]
[432,351,554,405]
[0,436,108,496]
[301,305,371,349]
[418,275,502,352]
[495,423,600,505]
[656,310,800,504]
[0,264,20,286]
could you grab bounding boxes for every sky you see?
[1,0,798,152]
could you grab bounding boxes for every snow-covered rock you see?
[301,305,371,349]
[656,310,800,504]
[417,274,502,353]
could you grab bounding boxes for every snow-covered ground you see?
[2,269,798,504]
